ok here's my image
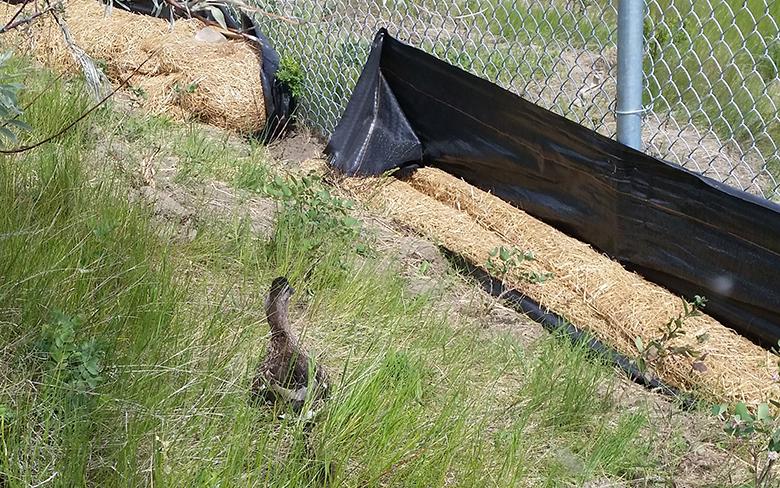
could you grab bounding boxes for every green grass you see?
[0,59,702,486]
[469,0,778,175]
[174,125,237,182]
[469,0,616,50]
[645,0,779,177]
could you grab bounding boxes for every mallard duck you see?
[252,277,329,413]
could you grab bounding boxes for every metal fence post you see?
[616,0,645,150]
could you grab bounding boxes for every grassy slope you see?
[0,61,745,487]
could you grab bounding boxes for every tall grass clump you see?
[502,333,653,483]
[0,67,185,486]
[0,62,476,486]
[520,333,613,432]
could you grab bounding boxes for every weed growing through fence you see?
[277,55,305,100]
[633,295,709,377]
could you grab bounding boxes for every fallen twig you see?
[0,9,47,32]
[0,4,57,33]
[221,0,302,25]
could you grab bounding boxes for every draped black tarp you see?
[101,0,294,140]
[326,29,780,347]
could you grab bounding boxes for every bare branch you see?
[1,0,33,33]
[221,0,302,25]
[0,48,160,155]
[47,0,111,101]
[0,1,59,34]
[161,0,302,26]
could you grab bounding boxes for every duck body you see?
[252,277,329,412]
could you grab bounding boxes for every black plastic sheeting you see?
[100,0,294,140]
[443,250,698,410]
[326,29,780,348]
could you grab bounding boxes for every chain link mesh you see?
[254,0,780,200]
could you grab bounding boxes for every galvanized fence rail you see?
[254,0,780,200]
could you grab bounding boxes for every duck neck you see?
[266,294,297,345]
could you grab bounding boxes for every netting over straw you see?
[0,0,265,132]
[343,168,780,406]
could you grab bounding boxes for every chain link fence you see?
[254,0,780,200]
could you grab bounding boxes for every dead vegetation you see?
[1,0,266,131]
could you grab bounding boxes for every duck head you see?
[270,276,294,299]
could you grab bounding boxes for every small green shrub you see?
[261,173,360,242]
[37,311,105,393]
[486,246,553,284]
[173,81,199,97]
[633,296,708,376]
[713,401,780,487]
[276,55,305,100]
[257,172,366,294]
[711,338,780,487]
[0,403,14,426]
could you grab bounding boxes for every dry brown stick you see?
[46,0,110,100]
[0,48,160,155]
[154,0,264,43]
[227,1,302,25]
[189,14,256,41]
[0,0,33,32]
[162,0,301,26]
[0,2,59,33]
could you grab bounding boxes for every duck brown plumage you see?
[252,277,329,412]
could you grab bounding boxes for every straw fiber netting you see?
[344,168,779,406]
[0,0,265,132]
